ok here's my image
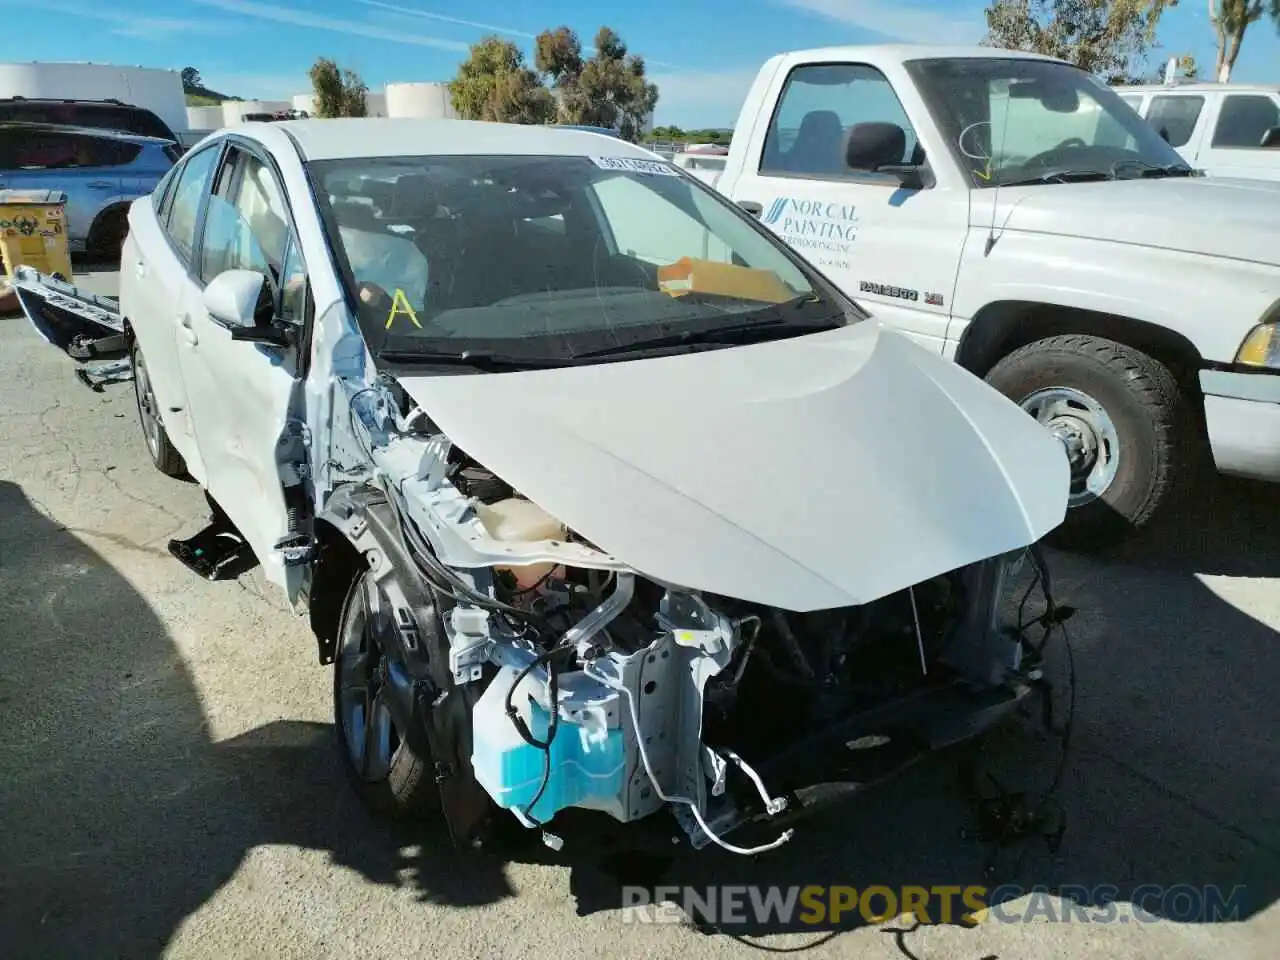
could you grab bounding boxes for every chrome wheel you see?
[132,349,162,459]
[1021,386,1120,507]
[337,574,404,783]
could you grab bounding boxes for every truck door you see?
[1193,92,1280,180]
[1143,93,1208,167]
[718,60,968,353]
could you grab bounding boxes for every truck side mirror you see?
[1260,126,1280,149]
[845,122,925,188]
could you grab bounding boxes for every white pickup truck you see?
[702,44,1280,546]
[1114,81,1280,181]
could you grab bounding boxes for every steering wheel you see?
[1021,137,1089,170]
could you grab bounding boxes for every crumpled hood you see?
[990,177,1280,266]
[396,324,1070,612]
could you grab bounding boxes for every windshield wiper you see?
[572,315,844,360]
[1110,158,1197,179]
[996,169,1114,187]
[379,349,575,371]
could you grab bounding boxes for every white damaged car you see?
[15,119,1072,854]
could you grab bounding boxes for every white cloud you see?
[191,0,471,50]
[648,69,761,128]
[355,0,536,40]
[777,0,987,46]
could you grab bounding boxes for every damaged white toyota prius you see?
[16,118,1073,855]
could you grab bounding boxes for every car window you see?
[0,129,137,169]
[590,175,735,266]
[199,147,293,287]
[0,101,174,140]
[761,63,920,179]
[1118,94,1144,112]
[1147,95,1204,147]
[277,236,308,325]
[1212,95,1280,148]
[165,145,220,263]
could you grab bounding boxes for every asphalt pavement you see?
[1,265,1277,959]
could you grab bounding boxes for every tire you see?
[89,207,129,263]
[984,334,1189,549]
[131,340,187,477]
[333,567,440,818]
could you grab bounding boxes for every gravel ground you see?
[1,266,1277,959]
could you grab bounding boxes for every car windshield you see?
[309,153,856,367]
[905,57,1194,187]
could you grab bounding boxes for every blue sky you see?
[8,0,1280,128]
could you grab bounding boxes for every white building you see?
[384,82,458,119]
[0,61,187,135]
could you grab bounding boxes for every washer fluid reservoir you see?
[474,497,566,589]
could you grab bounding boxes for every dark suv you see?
[0,97,177,142]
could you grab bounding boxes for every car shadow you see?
[0,480,514,959]
[2,472,1276,955]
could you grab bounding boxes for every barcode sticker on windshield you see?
[589,155,681,176]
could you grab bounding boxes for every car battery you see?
[0,189,73,281]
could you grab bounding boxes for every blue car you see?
[0,122,179,257]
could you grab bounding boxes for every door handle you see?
[87,180,114,189]
[738,200,763,217]
[178,315,198,346]
[134,260,146,279]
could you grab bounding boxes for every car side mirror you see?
[1260,126,1280,149]
[203,269,293,347]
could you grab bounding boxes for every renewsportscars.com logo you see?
[619,883,1250,927]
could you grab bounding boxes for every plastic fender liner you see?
[317,485,494,845]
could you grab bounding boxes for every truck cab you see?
[1114,81,1280,181]
[711,45,1280,546]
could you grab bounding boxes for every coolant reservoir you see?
[474,497,567,589]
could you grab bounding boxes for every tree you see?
[534,26,660,141]
[982,0,1177,81]
[308,57,368,118]
[449,37,555,124]
[181,67,202,91]
[1208,1,1277,80]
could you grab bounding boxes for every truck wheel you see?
[131,341,187,477]
[984,334,1188,548]
[333,567,440,818]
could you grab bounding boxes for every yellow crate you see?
[0,189,73,281]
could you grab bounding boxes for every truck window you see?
[906,57,1187,186]
[1211,95,1280,148]
[1146,95,1204,147]
[761,63,919,179]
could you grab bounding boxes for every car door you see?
[176,142,310,596]
[719,61,969,353]
[1193,92,1280,180]
[123,141,224,481]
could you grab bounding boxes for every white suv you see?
[1115,81,1280,180]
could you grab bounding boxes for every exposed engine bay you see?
[321,371,1049,855]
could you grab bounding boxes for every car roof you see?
[1117,82,1280,95]
[234,117,661,162]
[775,43,1065,65]
[0,120,174,145]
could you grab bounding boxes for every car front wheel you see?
[984,334,1189,549]
[333,567,441,818]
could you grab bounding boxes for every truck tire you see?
[333,567,441,818]
[984,334,1188,548]
[131,340,187,478]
